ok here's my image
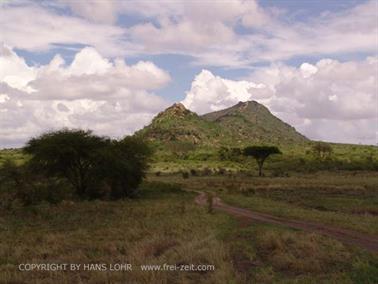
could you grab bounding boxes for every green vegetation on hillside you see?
[136,101,307,152]
[134,101,377,173]
[202,101,307,144]
[136,103,227,147]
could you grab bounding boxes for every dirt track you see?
[195,192,378,254]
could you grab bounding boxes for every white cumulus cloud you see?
[182,57,378,145]
[0,45,171,147]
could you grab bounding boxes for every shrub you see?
[218,147,242,161]
[202,167,212,176]
[312,142,333,160]
[0,160,71,207]
[96,136,152,199]
[16,177,71,206]
[218,168,226,175]
[190,169,197,176]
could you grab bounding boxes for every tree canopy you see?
[24,129,151,200]
[243,146,281,176]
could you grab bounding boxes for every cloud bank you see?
[0,45,170,147]
[1,0,377,65]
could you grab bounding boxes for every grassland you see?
[1,145,378,283]
[1,175,377,283]
[0,149,29,167]
[0,182,237,283]
[150,142,378,174]
[150,172,378,282]
[154,172,378,235]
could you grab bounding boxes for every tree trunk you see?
[258,161,263,177]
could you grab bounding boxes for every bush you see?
[182,172,189,179]
[96,136,152,199]
[218,168,226,175]
[218,147,242,161]
[190,169,197,176]
[312,142,333,160]
[139,181,183,197]
[0,160,72,207]
[16,178,71,206]
[202,167,212,176]
[271,169,287,177]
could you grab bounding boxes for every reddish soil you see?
[194,192,378,254]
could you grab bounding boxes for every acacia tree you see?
[24,129,110,198]
[243,146,281,176]
[24,129,151,200]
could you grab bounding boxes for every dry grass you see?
[2,174,378,283]
[0,183,236,283]
[227,224,377,283]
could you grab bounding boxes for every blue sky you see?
[0,0,377,146]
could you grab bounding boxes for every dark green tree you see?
[24,129,109,198]
[243,146,281,176]
[24,129,152,200]
[96,136,152,199]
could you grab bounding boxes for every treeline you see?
[0,129,151,207]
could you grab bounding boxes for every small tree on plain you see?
[312,142,333,160]
[243,146,281,177]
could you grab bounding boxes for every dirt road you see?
[195,192,378,254]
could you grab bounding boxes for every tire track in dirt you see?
[195,192,378,254]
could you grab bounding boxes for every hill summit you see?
[202,101,307,144]
[136,100,308,147]
[153,103,195,122]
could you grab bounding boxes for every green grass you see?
[0,149,28,167]
[153,172,378,235]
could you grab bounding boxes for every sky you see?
[0,0,377,147]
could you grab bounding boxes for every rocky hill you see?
[136,101,308,148]
[202,101,307,144]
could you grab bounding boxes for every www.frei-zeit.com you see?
[18,263,216,272]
